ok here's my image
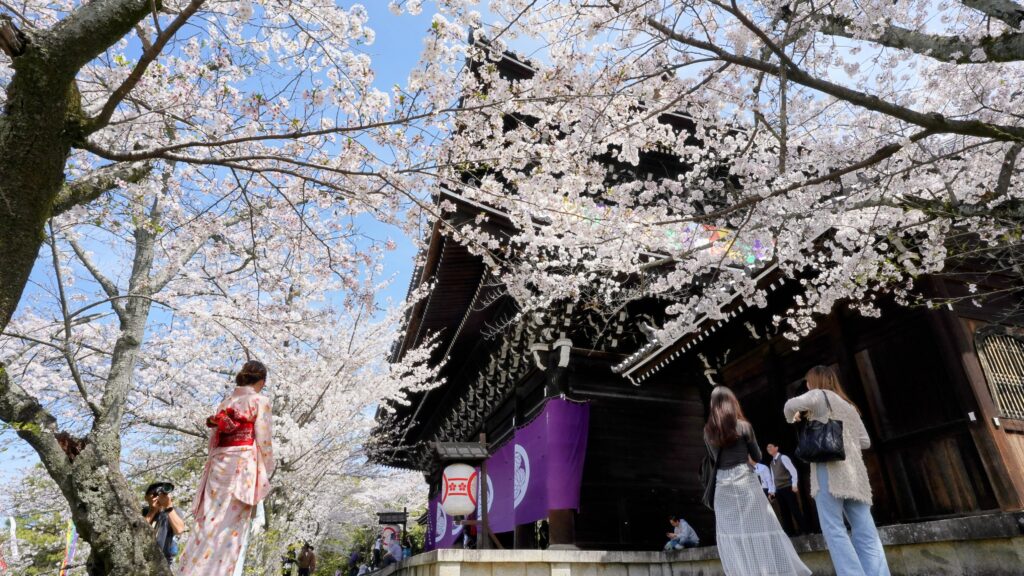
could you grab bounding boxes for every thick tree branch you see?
[52,162,151,217]
[43,0,155,76]
[0,363,73,482]
[84,0,205,133]
[961,0,1024,28]
[150,208,253,292]
[991,142,1023,201]
[818,16,1024,64]
[645,16,1024,142]
[92,196,159,442]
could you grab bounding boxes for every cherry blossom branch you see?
[135,418,205,438]
[47,221,101,417]
[814,15,1024,64]
[654,128,935,225]
[84,0,205,133]
[67,294,174,321]
[644,15,1024,142]
[66,236,126,320]
[149,205,255,293]
[77,96,623,161]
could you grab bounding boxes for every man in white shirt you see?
[663,515,699,550]
[750,456,775,498]
[767,443,810,536]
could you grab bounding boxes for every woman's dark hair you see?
[704,385,748,447]
[236,359,268,387]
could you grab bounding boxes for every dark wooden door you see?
[853,316,999,522]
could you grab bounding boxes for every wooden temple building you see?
[371,51,1024,553]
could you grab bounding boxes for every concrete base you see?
[386,513,1024,576]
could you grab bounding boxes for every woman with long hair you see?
[178,360,274,575]
[784,366,890,576]
[705,386,810,576]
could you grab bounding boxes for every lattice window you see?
[977,330,1024,420]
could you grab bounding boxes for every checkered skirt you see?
[714,465,812,576]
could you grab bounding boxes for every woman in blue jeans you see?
[784,366,891,576]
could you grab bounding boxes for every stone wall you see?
[385,512,1024,576]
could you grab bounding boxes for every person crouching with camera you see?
[143,482,187,566]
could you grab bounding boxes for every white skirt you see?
[714,465,812,576]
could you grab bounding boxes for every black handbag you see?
[794,390,846,463]
[699,440,722,511]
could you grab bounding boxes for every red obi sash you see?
[206,407,256,447]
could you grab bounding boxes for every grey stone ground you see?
[383,512,1024,576]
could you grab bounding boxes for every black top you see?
[705,420,762,470]
[141,507,177,561]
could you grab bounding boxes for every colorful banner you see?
[426,398,589,549]
[59,519,78,576]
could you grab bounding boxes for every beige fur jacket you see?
[783,389,873,505]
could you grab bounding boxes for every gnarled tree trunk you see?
[0,2,184,573]
[1,365,174,576]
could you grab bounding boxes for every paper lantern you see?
[381,525,400,546]
[440,463,478,516]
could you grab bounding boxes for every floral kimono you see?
[178,386,273,576]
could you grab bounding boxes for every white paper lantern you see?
[440,463,478,516]
[381,525,400,546]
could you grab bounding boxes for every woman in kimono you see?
[179,360,274,575]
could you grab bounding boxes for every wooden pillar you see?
[928,279,1024,511]
[547,509,576,549]
[514,523,537,549]
[478,433,492,550]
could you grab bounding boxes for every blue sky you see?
[0,2,439,506]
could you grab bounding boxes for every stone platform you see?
[382,512,1024,576]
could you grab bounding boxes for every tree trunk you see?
[0,2,185,575]
[0,0,154,329]
[0,365,174,576]
[61,444,175,576]
[0,51,79,331]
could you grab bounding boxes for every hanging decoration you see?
[427,398,590,549]
[59,519,78,576]
[440,463,478,516]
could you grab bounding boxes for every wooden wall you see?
[572,377,708,550]
[711,304,1005,525]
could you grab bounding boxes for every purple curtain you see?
[425,398,590,549]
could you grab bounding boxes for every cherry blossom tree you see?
[0,163,441,575]
[0,0,453,572]
[3,0,1022,571]
[415,0,1023,339]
